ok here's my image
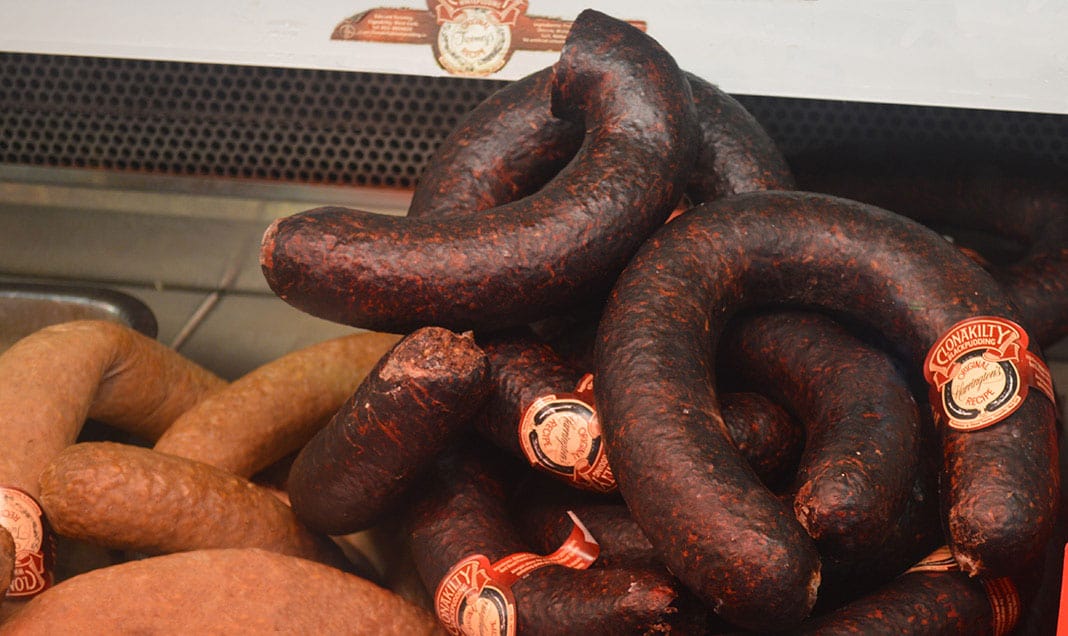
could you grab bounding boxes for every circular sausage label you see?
[924,317,1053,431]
[518,374,616,492]
[942,350,1020,424]
[434,6,513,77]
[435,555,516,636]
[434,513,599,636]
[0,486,54,598]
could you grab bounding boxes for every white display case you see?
[3,0,1067,115]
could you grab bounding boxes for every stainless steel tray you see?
[0,282,158,351]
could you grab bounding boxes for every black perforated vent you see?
[740,95,1068,167]
[0,52,507,188]
[1,52,1066,188]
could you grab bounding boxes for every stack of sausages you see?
[1,8,1063,635]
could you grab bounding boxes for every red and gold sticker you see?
[0,486,54,598]
[330,2,645,77]
[435,555,517,636]
[518,374,616,492]
[434,513,599,635]
[904,546,1020,635]
[492,511,601,580]
[983,577,1022,636]
[924,316,1054,431]
[905,545,959,574]
[431,0,520,77]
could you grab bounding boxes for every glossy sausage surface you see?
[595,190,1058,629]
[261,10,698,333]
[407,444,700,635]
[409,67,793,220]
[288,327,489,536]
[793,149,1068,347]
[720,310,923,580]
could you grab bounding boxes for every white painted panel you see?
[2,1,1066,114]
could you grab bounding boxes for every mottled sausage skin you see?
[0,526,13,598]
[1,548,444,635]
[407,66,581,220]
[793,150,1068,348]
[719,391,803,490]
[682,73,796,201]
[719,310,923,581]
[474,328,584,471]
[408,67,792,220]
[811,449,945,610]
[477,328,802,490]
[511,475,659,569]
[943,394,1058,577]
[407,444,702,635]
[260,10,698,333]
[0,320,225,499]
[796,571,999,635]
[287,327,489,536]
[38,442,351,573]
[154,331,401,478]
[515,466,944,615]
[594,191,1059,629]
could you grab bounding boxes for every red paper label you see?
[331,3,645,77]
[983,576,1021,636]
[435,554,516,636]
[518,374,616,493]
[906,545,1020,636]
[924,316,1055,431]
[0,486,54,598]
[434,512,599,635]
[905,545,959,574]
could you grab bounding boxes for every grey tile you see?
[0,274,207,345]
[259,189,410,220]
[175,292,367,381]
[110,284,216,347]
[0,165,412,217]
[231,229,275,293]
[0,203,272,294]
[0,180,266,221]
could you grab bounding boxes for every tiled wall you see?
[0,167,410,380]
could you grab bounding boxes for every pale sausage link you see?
[0,319,225,499]
[154,331,401,478]
[0,548,444,635]
[0,527,13,608]
[39,442,351,573]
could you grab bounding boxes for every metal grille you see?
[1,52,1066,189]
[740,95,1068,167]
[0,52,507,188]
